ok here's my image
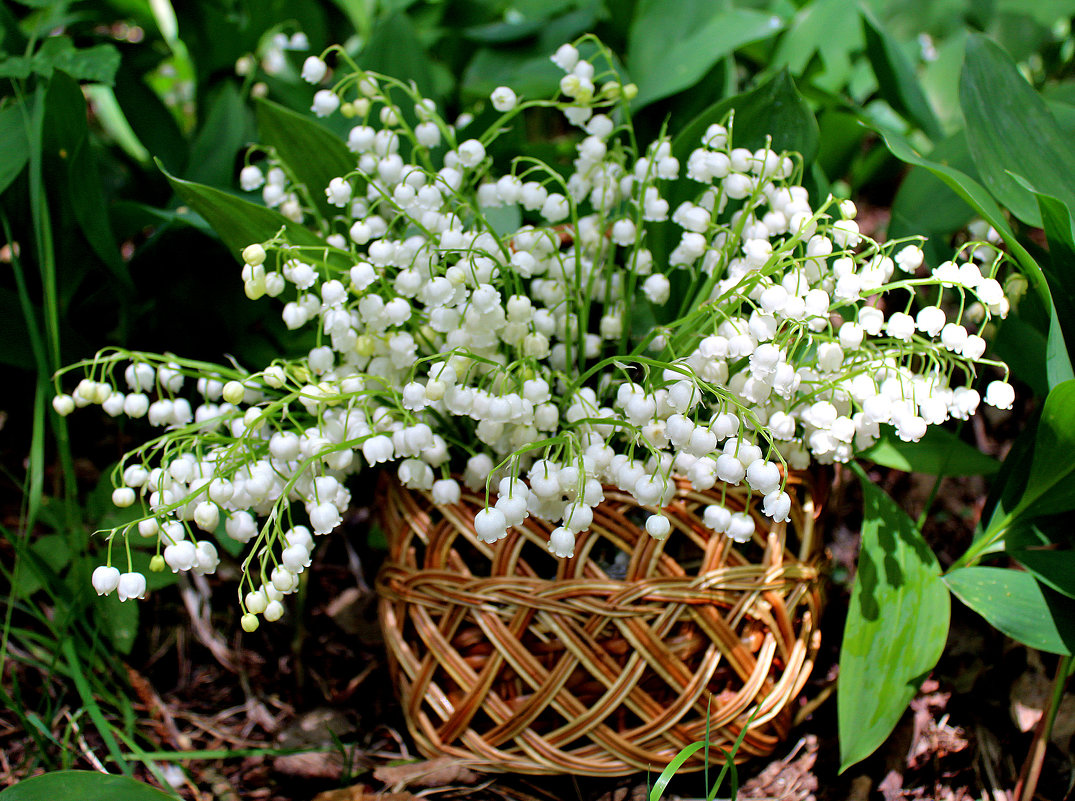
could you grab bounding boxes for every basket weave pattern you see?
[375,473,823,776]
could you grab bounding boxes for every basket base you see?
[376,474,824,776]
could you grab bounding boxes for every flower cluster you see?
[58,38,1013,627]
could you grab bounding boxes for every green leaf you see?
[769,0,862,93]
[944,567,1075,654]
[1032,191,1075,382]
[838,474,950,772]
[671,68,819,168]
[255,98,355,224]
[0,771,177,800]
[160,161,330,261]
[993,315,1050,398]
[888,131,977,245]
[0,104,28,195]
[360,12,435,101]
[1012,550,1075,599]
[861,9,942,139]
[97,593,139,655]
[960,34,1075,227]
[863,427,999,476]
[1010,380,1075,520]
[629,7,783,109]
[185,83,251,188]
[461,49,562,101]
[876,127,1050,307]
[44,71,131,290]
[0,36,121,83]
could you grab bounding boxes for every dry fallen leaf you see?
[312,784,415,801]
[373,757,481,789]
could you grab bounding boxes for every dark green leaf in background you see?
[0,771,177,801]
[671,69,819,168]
[838,475,950,771]
[44,71,132,292]
[1009,380,1075,520]
[360,12,435,101]
[861,9,943,140]
[769,0,862,93]
[0,36,120,83]
[944,566,1075,654]
[161,162,332,261]
[1032,191,1075,383]
[255,98,356,225]
[960,34,1075,228]
[993,315,1051,398]
[0,105,29,196]
[185,83,252,188]
[878,127,1050,306]
[1013,549,1075,599]
[888,131,977,250]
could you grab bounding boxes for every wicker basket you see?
[375,472,824,776]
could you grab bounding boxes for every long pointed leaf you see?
[945,567,1075,655]
[838,471,950,772]
[960,34,1075,228]
[159,161,330,260]
[255,98,356,224]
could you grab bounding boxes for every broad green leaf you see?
[113,57,187,173]
[995,0,1075,27]
[863,427,999,476]
[630,8,783,109]
[769,0,862,93]
[255,98,355,224]
[0,104,28,195]
[0,771,177,801]
[462,49,563,101]
[888,131,977,247]
[861,10,942,139]
[360,12,435,101]
[944,567,1075,654]
[838,475,950,771]
[877,127,1050,307]
[97,593,139,655]
[1010,380,1075,520]
[0,36,121,83]
[1012,550,1075,599]
[960,34,1075,227]
[1046,304,1075,390]
[993,315,1050,398]
[186,83,251,188]
[1032,191,1075,384]
[160,161,330,260]
[671,69,819,168]
[44,71,131,289]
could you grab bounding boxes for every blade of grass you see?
[61,638,131,775]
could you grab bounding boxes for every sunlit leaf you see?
[838,475,950,772]
[629,5,782,109]
[862,427,999,476]
[945,567,1075,654]
[960,34,1075,227]
[0,771,176,801]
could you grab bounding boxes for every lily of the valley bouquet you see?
[57,37,1014,631]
